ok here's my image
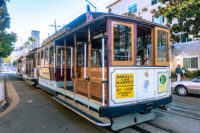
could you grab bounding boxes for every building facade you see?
[31,30,40,49]
[107,0,200,72]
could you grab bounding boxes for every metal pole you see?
[61,50,63,76]
[102,37,105,106]
[71,47,73,78]
[84,43,87,79]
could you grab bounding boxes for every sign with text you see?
[39,68,50,79]
[115,73,134,99]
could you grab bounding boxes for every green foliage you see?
[0,31,17,58]
[154,0,200,43]
[171,70,200,78]
[185,70,200,78]
[0,0,10,31]
[171,71,176,78]
[0,0,17,58]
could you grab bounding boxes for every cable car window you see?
[66,48,71,65]
[45,48,48,65]
[91,39,107,67]
[77,45,84,67]
[137,26,152,66]
[41,50,44,65]
[49,46,54,64]
[37,52,40,65]
[157,30,169,63]
[113,24,132,61]
[57,48,65,65]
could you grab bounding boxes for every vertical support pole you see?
[84,42,87,79]
[64,38,67,90]
[88,27,91,99]
[54,44,56,74]
[70,47,73,78]
[74,34,77,93]
[61,50,63,77]
[102,37,105,106]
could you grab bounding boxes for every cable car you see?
[19,12,172,131]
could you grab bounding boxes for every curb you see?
[0,74,9,112]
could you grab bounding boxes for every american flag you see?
[86,5,93,22]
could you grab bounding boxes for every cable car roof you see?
[41,12,169,47]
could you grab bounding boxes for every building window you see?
[154,16,164,24]
[183,57,199,69]
[180,35,193,43]
[128,3,137,14]
[152,0,159,5]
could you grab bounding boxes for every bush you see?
[171,71,176,78]
[172,70,200,78]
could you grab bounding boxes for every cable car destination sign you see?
[115,73,134,99]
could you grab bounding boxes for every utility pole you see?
[50,19,61,33]
[85,0,97,12]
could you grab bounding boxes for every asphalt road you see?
[1,68,200,133]
[0,73,111,133]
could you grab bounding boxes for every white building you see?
[107,0,200,71]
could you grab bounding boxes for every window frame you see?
[37,51,41,66]
[41,49,44,66]
[154,27,170,66]
[183,56,199,70]
[111,21,134,66]
[152,0,159,5]
[128,3,137,14]
[56,46,65,66]
[44,47,49,66]
[49,45,54,66]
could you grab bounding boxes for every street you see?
[0,68,200,133]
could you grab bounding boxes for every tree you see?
[0,0,17,57]
[0,31,17,58]
[0,0,10,31]
[153,0,200,42]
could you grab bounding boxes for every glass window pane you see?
[49,46,54,64]
[157,30,169,62]
[37,52,40,65]
[57,48,65,65]
[191,57,198,68]
[66,48,71,65]
[113,24,132,61]
[77,45,84,67]
[183,58,190,69]
[41,51,44,65]
[45,48,48,65]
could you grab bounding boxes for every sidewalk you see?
[0,73,7,111]
[0,73,20,117]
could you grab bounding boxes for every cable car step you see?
[53,96,111,127]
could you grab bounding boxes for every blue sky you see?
[7,0,111,47]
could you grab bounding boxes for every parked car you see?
[171,77,200,96]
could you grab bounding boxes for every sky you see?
[7,0,113,48]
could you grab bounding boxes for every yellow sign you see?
[158,72,167,93]
[116,73,134,99]
[40,68,50,79]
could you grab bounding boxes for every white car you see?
[171,77,200,96]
